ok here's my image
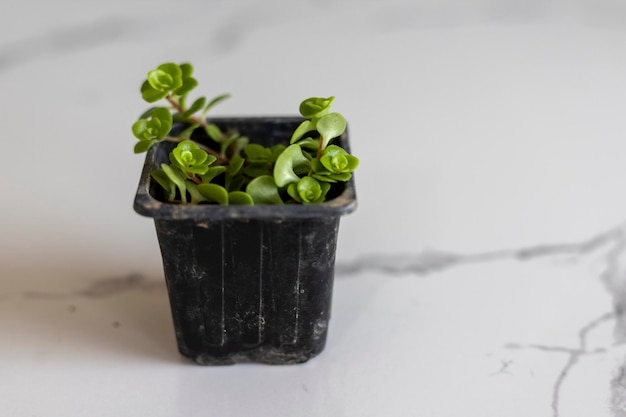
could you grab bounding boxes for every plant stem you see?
[166,95,207,128]
[187,173,202,185]
[166,95,185,114]
[317,136,324,158]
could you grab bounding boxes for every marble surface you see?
[2,0,626,415]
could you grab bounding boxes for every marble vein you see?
[612,362,626,416]
[336,224,624,277]
[21,273,164,300]
[490,359,514,376]
[507,312,615,417]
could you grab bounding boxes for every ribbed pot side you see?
[155,217,339,364]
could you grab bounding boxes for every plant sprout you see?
[133,62,358,205]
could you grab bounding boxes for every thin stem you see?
[166,94,207,127]
[166,95,184,114]
[317,136,324,158]
[186,173,202,185]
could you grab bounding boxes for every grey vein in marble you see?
[21,273,164,300]
[490,359,514,376]
[612,363,626,416]
[507,312,615,417]
[336,225,623,277]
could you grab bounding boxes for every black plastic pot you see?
[134,117,357,365]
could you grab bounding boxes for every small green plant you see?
[133,62,358,205]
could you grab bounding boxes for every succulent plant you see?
[133,62,358,205]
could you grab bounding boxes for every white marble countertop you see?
[2,1,626,416]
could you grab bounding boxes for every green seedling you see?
[133,62,358,205]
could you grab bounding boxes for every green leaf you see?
[319,181,331,201]
[229,175,246,192]
[310,157,354,182]
[287,176,329,204]
[246,175,284,205]
[161,164,188,203]
[171,141,208,166]
[151,169,170,191]
[286,183,301,203]
[183,97,206,117]
[133,139,155,154]
[310,157,331,174]
[200,166,227,183]
[320,145,359,173]
[316,113,346,150]
[228,191,254,205]
[297,137,321,152]
[232,136,249,156]
[169,140,213,175]
[290,119,317,144]
[151,169,177,202]
[204,93,231,114]
[175,77,198,96]
[179,63,194,79]
[148,70,173,91]
[157,63,182,75]
[197,183,229,205]
[178,94,188,111]
[273,144,310,187]
[174,63,197,95]
[206,155,218,166]
[270,145,287,163]
[332,172,353,182]
[178,122,201,140]
[220,132,240,155]
[187,182,208,204]
[244,144,272,163]
[205,123,223,142]
[311,174,336,183]
[228,154,245,176]
[153,63,183,90]
[141,80,168,103]
[312,172,352,183]
[299,96,334,118]
[172,113,188,124]
[184,165,211,175]
[151,107,172,118]
[132,119,148,139]
[151,107,172,127]
[133,107,172,141]
[243,164,272,178]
